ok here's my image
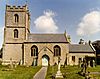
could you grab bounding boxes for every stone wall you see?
[6,12,26,27]
[24,43,69,66]
[4,28,26,43]
[67,53,95,65]
[2,44,22,65]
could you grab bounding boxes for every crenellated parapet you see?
[6,5,28,12]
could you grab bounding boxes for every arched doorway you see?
[42,55,49,66]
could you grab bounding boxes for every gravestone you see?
[55,57,63,78]
[10,58,13,69]
[93,60,95,67]
[79,58,88,76]
[79,59,82,67]
[88,60,91,67]
[78,58,92,79]
[85,72,91,79]
[14,62,17,68]
[82,58,87,73]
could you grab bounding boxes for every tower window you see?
[31,45,38,56]
[54,45,61,56]
[14,29,18,38]
[14,14,19,23]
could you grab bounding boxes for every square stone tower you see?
[2,5,30,65]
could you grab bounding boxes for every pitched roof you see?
[27,34,68,43]
[69,44,94,53]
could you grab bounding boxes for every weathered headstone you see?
[14,62,17,68]
[82,58,87,73]
[88,60,91,67]
[93,60,95,67]
[79,59,82,67]
[10,58,13,69]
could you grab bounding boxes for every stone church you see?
[2,5,96,66]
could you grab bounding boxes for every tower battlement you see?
[6,5,28,11]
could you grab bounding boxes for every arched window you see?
[54,45,61,56]
[14,14,19,22]
[31,45,38,56]
[14,29,18,38]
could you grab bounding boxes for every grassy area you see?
[0,65,100,79]
[87,65,100,78]
[46,65,100,79]
[46,66,58,79]
[87,65,100,72]
[61,65,84,79]
[0,65,41,79]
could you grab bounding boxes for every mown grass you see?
[61,65,84,79]
[87,65,100,72]
[46,66,58,79]
[0,65,41,79]
[46,65,100,79]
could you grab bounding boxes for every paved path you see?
[33,67,47,79]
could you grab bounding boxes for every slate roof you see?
[69,44,94,53]
[27,34,68,43]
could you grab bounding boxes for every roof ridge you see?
[29,33,64,35]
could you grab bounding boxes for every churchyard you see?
[46,65,100,79]
[0,65,41,79]
[0,60,100,79]
[0,64,100,79]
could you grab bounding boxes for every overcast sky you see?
[0,0,100,48]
